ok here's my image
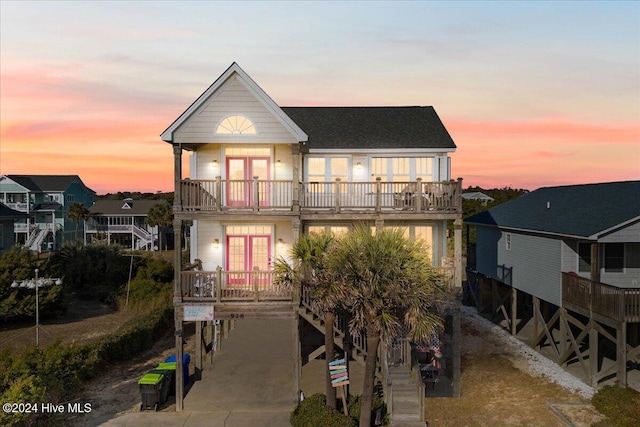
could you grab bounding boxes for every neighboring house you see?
[161,63,463,410]
[462,191,494,205]
[465,180,640,388]
[86,198,170,250]
[0,202,27,254]
[0,175,95,252]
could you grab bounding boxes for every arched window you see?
[216,115,256,135]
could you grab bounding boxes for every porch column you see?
[173,144,183,212]
[454,217,462,288]
[291,143,300,212]
[173,143,185,411]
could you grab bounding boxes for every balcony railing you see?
[181,267,293,302]
[562,272,640,322]
[180,178,461,214]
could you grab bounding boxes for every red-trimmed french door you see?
[226,234,271,285]
[226,157,270,206]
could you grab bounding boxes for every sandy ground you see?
[66,307,612,427]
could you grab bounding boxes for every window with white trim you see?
[578,243,591,273]
[505,233,512,251]
[371,157,433,182]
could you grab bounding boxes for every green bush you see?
[347,394,389,426]
[291,393,356,427]
[592,385,640,427]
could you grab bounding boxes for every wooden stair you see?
[299,303,366,366]
[388,366,424,427]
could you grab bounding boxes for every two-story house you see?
[85,198,170,250]
[465,181,640,389]
[0,203,27,254]
[0,175,95,252]
[161,63,463,410]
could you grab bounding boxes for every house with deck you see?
[0,175,95,251]
[0,203,27,254]
[162,62,463,416]
[465,181,640,388]
[85,198,170,250]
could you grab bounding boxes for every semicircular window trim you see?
[216,115,257,135]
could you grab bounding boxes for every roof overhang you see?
[160,62,308,146]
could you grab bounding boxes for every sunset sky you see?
[1,1,638,195]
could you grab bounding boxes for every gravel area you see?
[462,306,596,400]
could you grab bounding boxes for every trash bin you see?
[165,353,190,386]
[156,362,176,396]
[138,370,166,411]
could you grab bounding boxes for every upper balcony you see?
[177,177,462,217]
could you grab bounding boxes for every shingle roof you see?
[464,181,640,239]
[0,202,27,219]
[89,199,169,216]
[7,175,95,194]
[281,107,456,150]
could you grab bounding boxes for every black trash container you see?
[138,371,165,411]
[156,362,176,396]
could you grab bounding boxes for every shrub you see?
[347,394,389,426]
[592,385,640,427]
[291,393,356,427]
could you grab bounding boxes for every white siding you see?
[191,220,295,271]
[173,76,298,145]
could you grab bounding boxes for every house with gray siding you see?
[465,180,640,388]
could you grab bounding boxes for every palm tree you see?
[325,223,448,427]
[273,231,343,409]
[147,202,172,251]
[67,202,90,244]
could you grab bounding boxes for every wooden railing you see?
[562,273,640,322]
[181,267,293,302]
[180,178,462,213]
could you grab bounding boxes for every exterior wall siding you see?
[476,226,562,306]
[174,77,298,145]
[599,220,640,243]
[192,220,295,271]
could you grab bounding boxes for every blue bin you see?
[165,353,190,386]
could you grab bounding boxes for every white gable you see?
[161,63,307,145]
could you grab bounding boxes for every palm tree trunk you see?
[324,311,337,409]
[360,331,380,427]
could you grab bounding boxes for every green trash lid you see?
[157,362,176,371]
[139,372,164,385]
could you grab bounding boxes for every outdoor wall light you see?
[277,238,284,246]
[213,239,220,249]
[276,160,282,168]
[212,159,219,167]
[355,162,362,170]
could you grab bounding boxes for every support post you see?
[195,321,203,380]
[532,297,540,348]
[589,323,598,387]
[174,309,185,411]
[617,321,627,387]
[454,217,463,288]
[291,144,300,212]
[206,320,213,364]
[511,287,517,336]
[452,308,461,397]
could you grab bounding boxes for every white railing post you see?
[416,178,423,212]
[253,176,259,211]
